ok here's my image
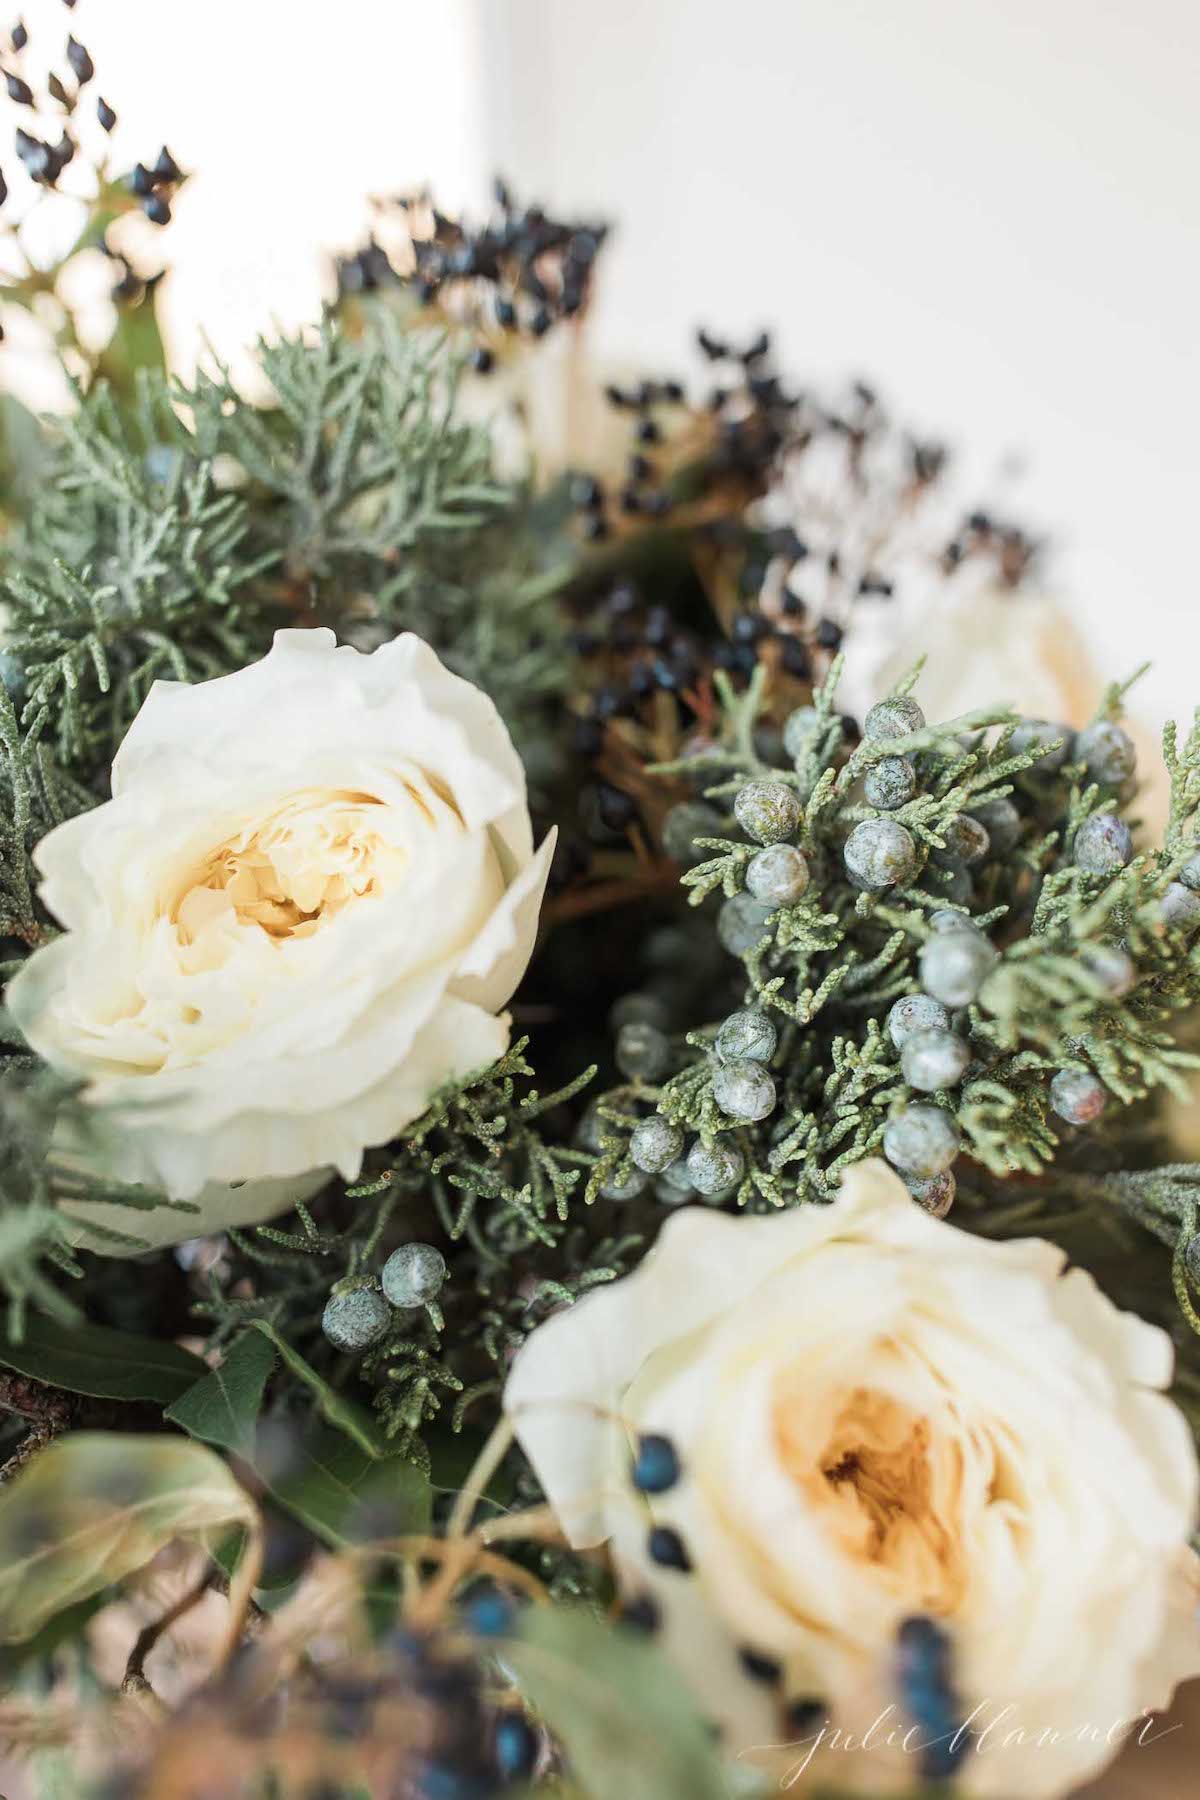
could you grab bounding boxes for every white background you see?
[6,0,1198,728]
[482,0,1200,732]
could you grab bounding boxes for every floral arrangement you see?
[1,26,1200,1800]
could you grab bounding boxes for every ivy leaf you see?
[504,1606,729,1800]
[165,1328,275,1457]
[0,1433,259,1641]
[0,1316,206,1405]
[266,1425,431,1548]
[166,1331,429,1553]
[249,1320,392,1459]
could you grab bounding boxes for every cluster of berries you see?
[322,1240,447,1353]
[336,177,606,366]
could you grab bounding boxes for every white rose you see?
[9,628,554,1247]
[505,1160,1200,1797]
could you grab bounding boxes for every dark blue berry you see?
[618,1592,661,1633]
[783,1697,826,1736]
[66,35,93,84]
[631,1432,681,1494]
[738,1646,782,1684]
[647,1524,691,1572]
[494,1713,540,1783]
[414,1762,491,1800]
[464,1584,514,1641]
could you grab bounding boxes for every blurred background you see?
[10,0,1192,731]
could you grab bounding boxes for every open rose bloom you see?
[9,628,554,1247]
[506,1160,1200,1797]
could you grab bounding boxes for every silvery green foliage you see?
[0,316,570,778]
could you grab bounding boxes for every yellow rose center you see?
[774,1371,968,1614]
[171,788,415,953]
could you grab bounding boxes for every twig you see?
[121,1568,220,1698]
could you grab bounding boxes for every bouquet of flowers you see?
[0,26,1199,1800]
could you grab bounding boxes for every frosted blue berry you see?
[929,908,981,935]
[663,801,725,864]
[935,814,989,867]
[1074,812,1133,874]
[630,1115,685,1173]
[712,1057,776,1122]
[928,862,973,906]
[865,696,925,742]
[901,1029,970,1092]
[381,1242,447,1309]
[632,1432,681,1494]
[843,818,918,889]
[656,1159,697,1205]
[1179,854,1200,892]
[968,798,1021,856]
[905,1169,956,1218]
[783,706,821,761]
[616,1020,671,1079]
[1011,718,1071,771]
[1161,882,1200,932]
[734,779,802,845]
[1080,943,1135,996]
[574,1104,607,1153]
[1076,719,1136,786]
[610,992,670,1033]
[718,892,776,955]
[687,1138,745,1195]
[746,843,810,905]
[322,1283,390,1352]
[716,1008,777,1063]
[600,1165,650,1202]
[886,994,951,1048]
[1049,1068,1107,1125]
[919,931,997,1007]
[863,756,917,809]
[883,1105,960,1178]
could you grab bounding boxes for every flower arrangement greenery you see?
[0,35,1199,1796]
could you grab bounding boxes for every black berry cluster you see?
[336,175,607,360]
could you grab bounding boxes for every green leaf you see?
[165,1328,276,1457]
[0,1588,113,1679]
[167,1329,430,1555]
[0,1316,207,1405]
[0,1433,258,1641]
[265,1424,431,1548]
[505,1606,729,1800]
[249,1320,392,1459]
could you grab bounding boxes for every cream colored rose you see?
[506,1161,1200,1797]
[9,628,554,1246]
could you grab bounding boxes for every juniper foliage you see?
[0,316,575,783]
[192,1042,634,1465]
[583,660,1200,1221]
